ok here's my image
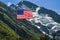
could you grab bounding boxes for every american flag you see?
[17,10,32,19]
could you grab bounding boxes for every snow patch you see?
[7,2,12,6]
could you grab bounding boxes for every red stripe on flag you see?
[24,10,32,18]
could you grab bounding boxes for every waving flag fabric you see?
[17,10,32,19]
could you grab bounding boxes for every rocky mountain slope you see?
[0,0,60,40]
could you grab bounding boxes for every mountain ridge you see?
[0,1,60,40]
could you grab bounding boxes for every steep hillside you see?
[0,1,49,40]
[1,0,60,40]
